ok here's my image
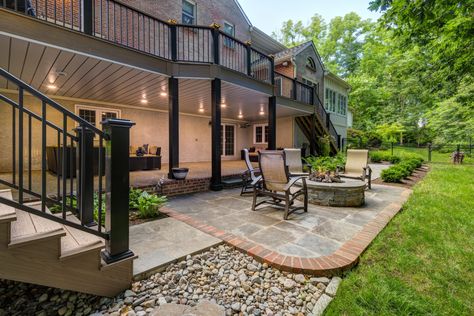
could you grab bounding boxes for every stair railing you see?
[0,68,134,264]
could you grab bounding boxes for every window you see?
[324,88,329,110]
[223,22,235,48]
[220,124,235,156]
[75,105,121,129]
[306,57,316,70]
[182,0,196,25]
[254,124,269,144]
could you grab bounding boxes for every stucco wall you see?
[0,93,254,172]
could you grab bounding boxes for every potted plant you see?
[172,167,189,180]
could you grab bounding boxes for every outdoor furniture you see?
[284,148,310,177]
[339,149,372,189]
[46,146,104,177]
[241,148,262,195]
[129,155,161,171]
[252,151,308,220]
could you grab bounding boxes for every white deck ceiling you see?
[0,34,309,121]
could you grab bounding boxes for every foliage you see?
[318,135,331,157]
[381,156,423,182]
[325,164,474,315]
[375,122,405,144]
[129,187,143,210]
[304,153,346,173]
[136,191,167,219]
[274,1,474,144]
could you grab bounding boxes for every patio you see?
[159,164,412,275]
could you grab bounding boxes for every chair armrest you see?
[284,176,305,191]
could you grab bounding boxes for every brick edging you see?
[160,190,409,276]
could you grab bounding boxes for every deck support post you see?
[83,0,94,35]
[75,126,95,226]
[168,77,179,179]
[210,78,223,191]
[267,96,276,150]
[101,118,135,264]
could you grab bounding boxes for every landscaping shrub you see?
[381,157,424,182]
[136,191,167,219]
[304,152,346,173]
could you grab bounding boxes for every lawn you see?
[325,164,474,315]
[374,146,474,164]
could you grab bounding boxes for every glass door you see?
[221,124,235,157]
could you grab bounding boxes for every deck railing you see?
[274,72,314,105]
[0,67,134,263]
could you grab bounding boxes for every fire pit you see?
[296,178,366,207]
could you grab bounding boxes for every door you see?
[220,124,235,157]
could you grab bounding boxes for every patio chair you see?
[284,148,310,177]
[252,151,308,220]
[340,149,372,189]
[241,148,262,195]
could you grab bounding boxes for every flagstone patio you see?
[161,174,411,275]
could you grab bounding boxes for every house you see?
[0,0,347,296]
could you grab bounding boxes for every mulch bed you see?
[372,165,430,189]
[129,211,168,226]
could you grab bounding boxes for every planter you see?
[172,167,189,180]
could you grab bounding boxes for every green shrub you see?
[129,187,143,210]
[381,167,404,182]
[370,151,384,163]
[136,191,167,219]
[389,155,401,164]
[304,153,346,173]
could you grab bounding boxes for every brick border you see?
[160,190,410,276]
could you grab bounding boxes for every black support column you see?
[168,77,179,179]
[267,96,277,150]
[210,78,223,191]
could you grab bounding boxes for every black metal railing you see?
[274,72,314,105]
[0,68,134,263]
[1,0,274,84]
[0,68,106,237]
[313,91,339,144]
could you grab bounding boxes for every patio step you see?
[222,176,243,188]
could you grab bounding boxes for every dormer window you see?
[182,0,196,25]
[306,57,316,71]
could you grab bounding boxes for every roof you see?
[250,27,287,55]
[274,41,313,62]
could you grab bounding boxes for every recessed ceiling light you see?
[198,108,205,113]
[221,103,227,108]
[160,92,168,97]
[238,113,243,119]
[47,84,57,90]
[259,110,265,115]
[140,99,148,104]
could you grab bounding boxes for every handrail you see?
[0,68,105,137]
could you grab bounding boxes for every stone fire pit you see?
[296,179,366,207]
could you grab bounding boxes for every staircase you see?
[0,189,133,296]
[295,114,338,155]
[0,68,136,297]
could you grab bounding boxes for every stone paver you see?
[311,294,333,316]
[325,277,342,296]
[130,218,221,277]
[162,176,412,275]
[151,301,225,316]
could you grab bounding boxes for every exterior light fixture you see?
[160,92,168,97]
[238,113,243,119]
[221,103,227,108]
[47,84,57,90]
[259,109,265,115]
[199,107,205,113]
[140,99,148,104]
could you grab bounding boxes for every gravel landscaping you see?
[0,245,341,316]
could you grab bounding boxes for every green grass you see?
[325,164,474,316]
[374,146,474,164]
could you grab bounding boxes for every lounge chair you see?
[284,148,310,177]
[252,151,308,220]
[241,148,262,195]
[339,149,372,189]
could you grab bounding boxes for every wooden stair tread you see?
[0,189,17,223]
[54,213,105,259]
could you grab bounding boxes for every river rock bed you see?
[0,245,335,316]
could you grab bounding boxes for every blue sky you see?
[238,0,381,35]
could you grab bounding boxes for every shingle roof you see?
[274,41,313,62]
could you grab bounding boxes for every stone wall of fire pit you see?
[297,180,366,207]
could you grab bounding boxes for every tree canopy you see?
[273,0,474,144]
